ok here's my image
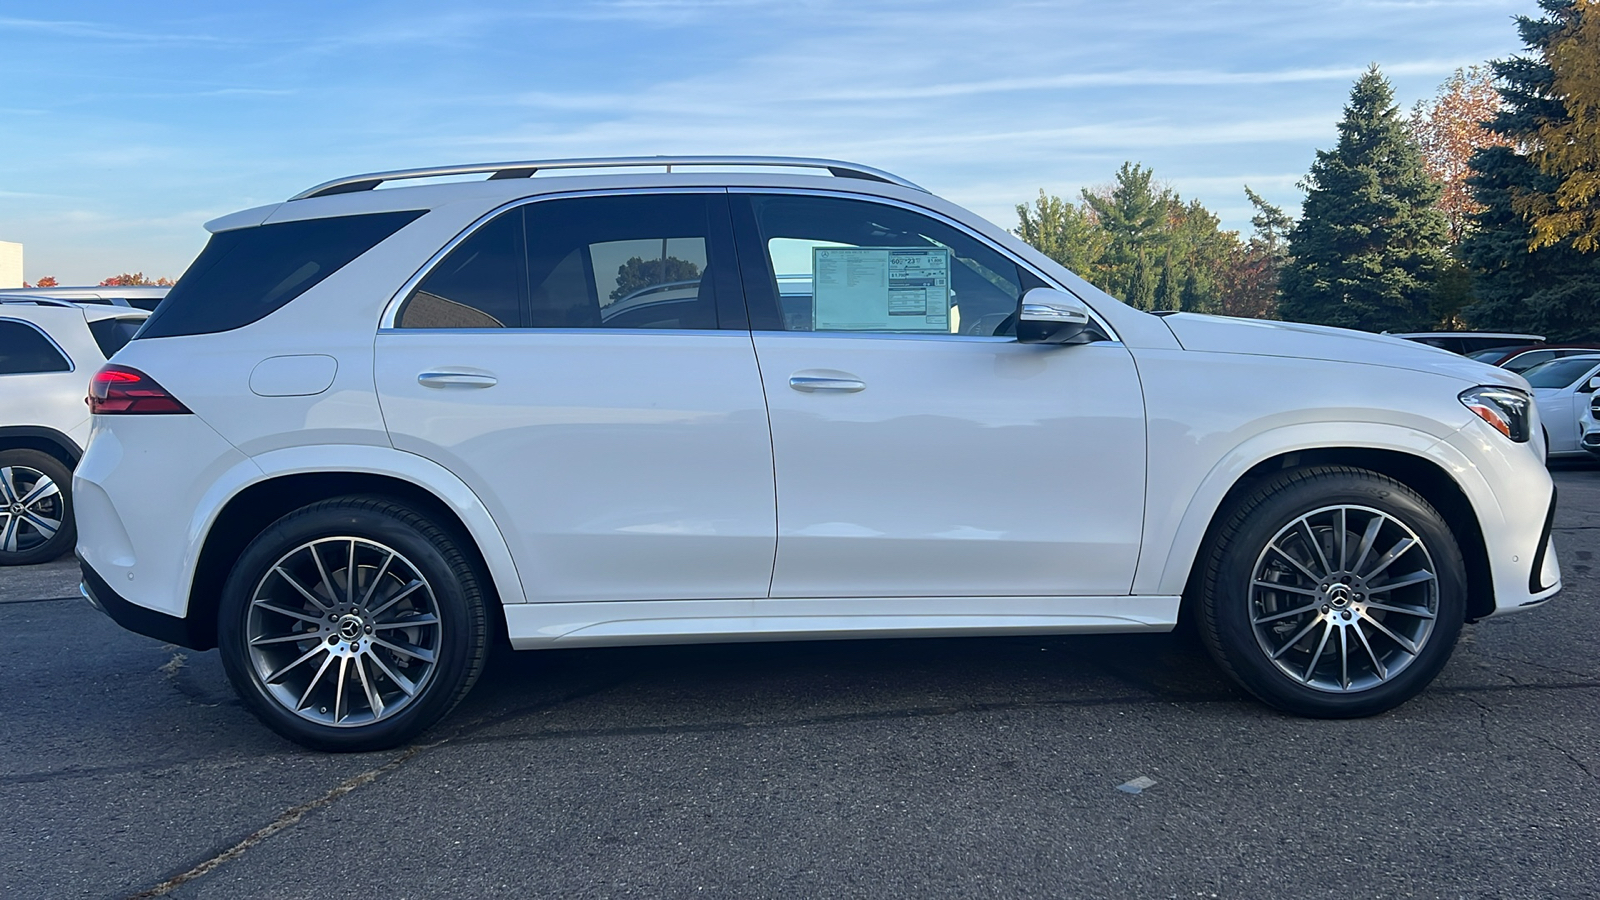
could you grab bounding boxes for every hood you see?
[1158,313,1528,388]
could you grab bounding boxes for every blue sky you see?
[1,0,1531,284]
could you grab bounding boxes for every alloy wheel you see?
[245,537,443,727]
[0,465,64,554]
[1248,504,1439,693]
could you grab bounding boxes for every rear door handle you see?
[418,371,498,389]
[789,373,865,393]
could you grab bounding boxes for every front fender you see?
[1137,421,1486,598]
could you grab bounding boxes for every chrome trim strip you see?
[292,155,925,201]
[377,185,1120,344]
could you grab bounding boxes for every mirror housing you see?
[1588,376,1600,391]
[1017,288,1093,344]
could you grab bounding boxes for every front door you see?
[731,192,1147,598]
[375,192,776,603]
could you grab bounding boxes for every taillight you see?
[88,365,192,415]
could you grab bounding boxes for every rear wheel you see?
[218,496,489,751]
[0,449,75,566]
[1197,467,1466,718]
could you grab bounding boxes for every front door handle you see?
[789,373,866,393]
[418,371,498,389]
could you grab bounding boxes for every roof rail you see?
[0,297,79,308]
[289,156,926,201]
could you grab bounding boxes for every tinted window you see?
[87,317,147,358]
[397,194,723,330]
[527,194,718,329]
[736,195,1038,336]
[399,210,523,328]
[1523,358,1600,389]
[140,210,424,339]
[0,320,72,374]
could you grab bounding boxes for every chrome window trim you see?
[0,316,77,375]
[379,187,732,331]
[729,186,1121,344]
[378,185,1120,344]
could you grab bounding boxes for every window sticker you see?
[813,247,950,332]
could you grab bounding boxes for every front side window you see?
[398,194,724,330]
[0,320,72,375]
[737,194,1040,336]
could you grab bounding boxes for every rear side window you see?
[87,317,147,358]
[396,194,725,330]
[139,210,425,339]
[0,319,72,374]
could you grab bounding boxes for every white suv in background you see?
[76,156,1561,751]
[0,298,149,565]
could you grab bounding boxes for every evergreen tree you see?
[1280,66,1450,331]
[1462,0,1600,339]
[1013,190,1106,274]
[1083,162,1169,307]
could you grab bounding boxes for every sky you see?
[0,0,1534,285]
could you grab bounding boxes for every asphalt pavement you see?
[3,468,1598,899]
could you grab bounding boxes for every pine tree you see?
[1013,190,1106,275]
[1462,0,1600,339]
[1083,162,1169,307]
[1280,66,1450,332]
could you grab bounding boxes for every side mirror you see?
[1588,376,1600,391]
[1017,288,1093,344]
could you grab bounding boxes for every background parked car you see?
[1519,354,1600,460]
[1469,343,1600,373]
[0,285,168,311]
[0,297,149,564]
[1391,331,1544,356]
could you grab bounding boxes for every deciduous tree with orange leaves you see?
[1408,67,1514,245]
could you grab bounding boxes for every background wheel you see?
[1197,466,1466,718]
[0,448,75,566]
[218,496,489,751]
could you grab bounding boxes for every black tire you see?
[0,448,76,566]
[218,496,489,751]
[1196,466,1466,718]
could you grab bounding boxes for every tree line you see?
[1016,0,1600,340]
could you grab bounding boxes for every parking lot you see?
[0,468,1594,899]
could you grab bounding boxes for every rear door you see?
[375,191,777,603]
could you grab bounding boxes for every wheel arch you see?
[1176,446,1493,623]
[0,426,81,471]
[184,456,523,651]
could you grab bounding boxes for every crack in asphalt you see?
[120,743,433,900]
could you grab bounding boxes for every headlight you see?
[1459,385,1532,442]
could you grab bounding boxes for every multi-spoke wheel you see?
[219,497,489,751]
[0,449,75,566]
[1198,467,1466,717]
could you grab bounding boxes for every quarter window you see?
[737,194,1040,336]
[0,320,72,375]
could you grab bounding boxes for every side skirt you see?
[503,595,1180,650]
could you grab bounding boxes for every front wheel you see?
[218,497,489,751]
[1196,467,1466,718]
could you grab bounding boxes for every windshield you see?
[1522,357,1600,389]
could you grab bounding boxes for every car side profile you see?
[75,157,1561,751]
[1,298,149,565]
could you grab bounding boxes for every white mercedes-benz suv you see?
[75,157,1560,751]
